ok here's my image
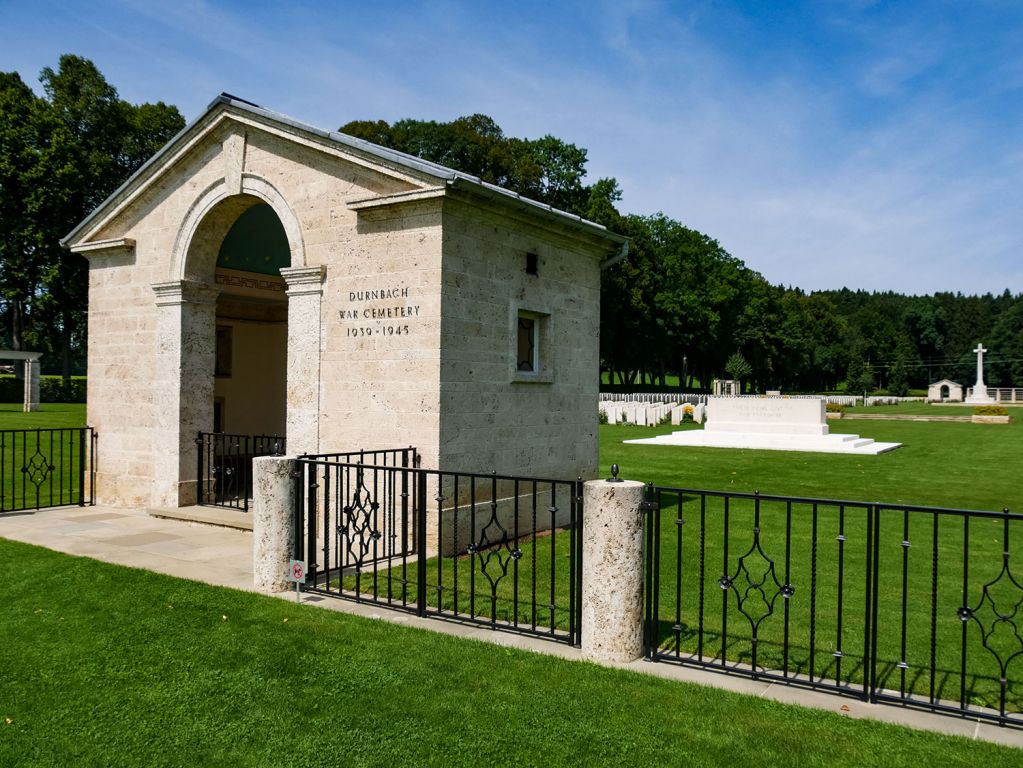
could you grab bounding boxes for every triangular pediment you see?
[65,94,626,257]
[63,96,450,249]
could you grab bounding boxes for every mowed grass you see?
[0,404,91,512]
[603,409,1023,510]
[610,413,1023,712]
[1,538,1018,768]
[339,526,575,633]
[0,402,86,430]
[345,412,1023,713]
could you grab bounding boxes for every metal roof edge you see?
[63,93,626,248]
[446,178,628,245]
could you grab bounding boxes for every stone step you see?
[148,505,253,531]
[843,414,971,422]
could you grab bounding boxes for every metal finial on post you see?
[608,463,623,483]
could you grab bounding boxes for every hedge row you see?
[0,377,86,403]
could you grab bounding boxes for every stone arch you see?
[170,174,305,282]
[152,174,306,507]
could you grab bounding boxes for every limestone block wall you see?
[437,198,603,481]
[81,118,435,507]
[85,129,246,506]
[316,199,444,469]
[86,250,161,507]
[76,107,612,509]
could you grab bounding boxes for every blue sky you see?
[2,0,1022,295]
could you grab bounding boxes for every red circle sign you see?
[292,563,304,580]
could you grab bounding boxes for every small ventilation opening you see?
[525,252,539,276]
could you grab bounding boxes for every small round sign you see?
[287,559,307,584]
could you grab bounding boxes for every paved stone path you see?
[0,505,253,590]
[2,504,1021,749]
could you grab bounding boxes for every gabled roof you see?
[63,93,627,251]
[929,379,962,386]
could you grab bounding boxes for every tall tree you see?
[0,56,184,379]
[338,110,1023,396]
[340,114,597,217]
[0,72,46,365]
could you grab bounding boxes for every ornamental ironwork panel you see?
[196,431,285,512]
[0,427,96,513]
[644,485,1023,729]
[293,457,581,647]
[338,466,383,570]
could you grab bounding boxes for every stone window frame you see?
[510,305,554,384]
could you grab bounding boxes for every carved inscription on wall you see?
[339,285,420,337]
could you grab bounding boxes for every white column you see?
[581,478,646,662]
[252,455,297,593]
[151,280,220,507]
[975,344,986,390]
[22,357,40,412]
[281,266,325,456]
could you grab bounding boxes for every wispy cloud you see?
[2,0,1021,293]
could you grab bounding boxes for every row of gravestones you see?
[599,400,706,426]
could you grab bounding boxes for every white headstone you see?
[670,404,684,425]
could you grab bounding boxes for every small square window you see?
[512,309,552,383]
[517,316,537,373]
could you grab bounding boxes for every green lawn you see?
[0,538,1017,768]
[0,404,91,512]
[610,416,1023,712]
[343,415,1023,714]
[603,414,1023,510]
[4,398,1022,746]
[0,402,86,430]
[845,401,1001,416]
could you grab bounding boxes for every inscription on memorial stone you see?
[339,285,420,337]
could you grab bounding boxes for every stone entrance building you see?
[927,379,963,402]
[63,95,625,509]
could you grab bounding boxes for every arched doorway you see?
[164,193,293,508]
[212,202,289,437]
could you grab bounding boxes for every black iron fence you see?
[302,447,422,468]
[643,485,1023,727]
[196,431,285,511]
[0,427,96,513]
[295,452,583,645]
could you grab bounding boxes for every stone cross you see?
[974,343,987,390]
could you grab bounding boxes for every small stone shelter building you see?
[63,94,626,509]
[927,379,963,402]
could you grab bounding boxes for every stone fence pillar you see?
[252,455,297,593]
[581,478,646,662]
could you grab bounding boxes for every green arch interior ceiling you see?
[216,203,290,275]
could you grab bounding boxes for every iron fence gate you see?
[0,427,96,513]
[196,431,285,512]
[295,451,583,645]
[643,485,1023,727]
